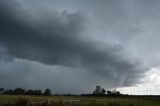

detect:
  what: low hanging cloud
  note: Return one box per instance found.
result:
[0,0,147,89]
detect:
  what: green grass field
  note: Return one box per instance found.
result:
[0,95,160,106]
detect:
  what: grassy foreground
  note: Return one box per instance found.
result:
[0,95,160,106]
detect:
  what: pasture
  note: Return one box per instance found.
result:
[0,95,160,106]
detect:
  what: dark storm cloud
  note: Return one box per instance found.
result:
[0,0,147,88]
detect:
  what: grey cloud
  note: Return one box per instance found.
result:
[0,58,115,94]
[0,0,148,91]
[83,0,160,68]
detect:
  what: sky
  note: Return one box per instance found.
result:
[0,0,160,95]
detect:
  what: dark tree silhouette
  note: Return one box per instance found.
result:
[26,89,34,95]
[34,89,42,95]
[43,89,51,96]
[26,89,42,95]
[107,90,112,95]
[4,89,14,94]
[14,88,25,95]
[1,87,51,96]
[106,90,121,97]
[102,88,106,95]
[93,85,106,95]
[0,88,4,94]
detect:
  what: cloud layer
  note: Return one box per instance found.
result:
[0,0,148,92]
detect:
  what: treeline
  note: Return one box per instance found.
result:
[82,85,160,97]
[81,90,123,97]
[88,85,122,97]
[0,88,51,96]
[1,86,160,97]
[81,94,160,98]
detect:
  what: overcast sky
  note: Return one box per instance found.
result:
[0,0,160,95]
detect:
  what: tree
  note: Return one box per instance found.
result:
[107,90,112,96]
[115,91,121,96]
[26,89,42,95]
[14,88,25,95]
[0,88,4,94]
[93,85,106,95]
[93,85,101,94]
[106,90,121,97]
[33,89,42,95]
[101,88,106,95]
[4,89,13,94]
[43,89,51,96]
[26,89,34,95]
